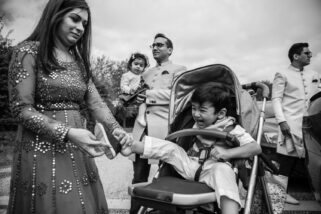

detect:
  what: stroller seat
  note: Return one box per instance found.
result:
[129,176,216,211]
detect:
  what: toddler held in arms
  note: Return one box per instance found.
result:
[120,52,149,126]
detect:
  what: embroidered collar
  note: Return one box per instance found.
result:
[156,60,172,67]
[289,65,304,72]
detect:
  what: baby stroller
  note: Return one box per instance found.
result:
[303,91,321,201]
[128,64,277,214]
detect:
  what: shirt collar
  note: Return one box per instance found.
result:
[289,64,304,72]
[156,60,172,67]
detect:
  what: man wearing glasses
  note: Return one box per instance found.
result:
[130,33,186,213]
[272,43,320,205]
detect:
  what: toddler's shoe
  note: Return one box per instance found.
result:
[94,123,116,159]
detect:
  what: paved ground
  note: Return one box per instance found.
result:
[0,149,158,213]
[95,154,158,207]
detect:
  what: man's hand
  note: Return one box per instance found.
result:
[136,92,147,104]
[279,121,291,137]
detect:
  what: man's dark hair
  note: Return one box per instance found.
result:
[154,33,173,49]
[288,43,309,62]
[191,82,231,115]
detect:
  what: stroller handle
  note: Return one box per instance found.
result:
[242,82,270,99]
[165,128,240,147]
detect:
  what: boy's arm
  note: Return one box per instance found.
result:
[212,142,261,160]
[211,125,261,160]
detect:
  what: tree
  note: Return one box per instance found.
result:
[89,56,128,125]
[0,16,14,131]
[91,55,127,107]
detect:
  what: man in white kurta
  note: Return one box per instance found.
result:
[272,42,320,204]
[130,33,186,214]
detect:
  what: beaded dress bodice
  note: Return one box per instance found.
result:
[36,61,87,110]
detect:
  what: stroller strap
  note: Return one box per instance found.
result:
[193,124,236,182]
[194,146,213,181]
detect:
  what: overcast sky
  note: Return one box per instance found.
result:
[1,0,321,83]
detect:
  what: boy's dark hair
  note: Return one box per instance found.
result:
[288,42,309,62]
[191,82,231,115]
[154,33,173,49]
[127,52,149,71]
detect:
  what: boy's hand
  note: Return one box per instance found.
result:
[210,147,230,161]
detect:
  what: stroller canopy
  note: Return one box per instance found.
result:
[169,64,260,137]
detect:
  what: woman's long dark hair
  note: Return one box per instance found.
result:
[25,0,92,81]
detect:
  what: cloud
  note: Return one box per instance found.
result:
[3,0,321,83]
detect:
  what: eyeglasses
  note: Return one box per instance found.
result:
[150,43,165,49]
[302,51,312,56]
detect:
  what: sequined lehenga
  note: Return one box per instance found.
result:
[7,41,120,214]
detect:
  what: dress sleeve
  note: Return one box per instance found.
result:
[8,43,70,143]
[85,79,123,152]
[272,72,286,123]
[85,79,122,132]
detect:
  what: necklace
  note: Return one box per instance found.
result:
[54,47,75,63]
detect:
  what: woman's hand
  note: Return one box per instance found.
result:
[112,128,133,146]
[67,128,106,157]
[112,128,134,156]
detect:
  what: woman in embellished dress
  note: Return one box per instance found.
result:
[7,0,130,213]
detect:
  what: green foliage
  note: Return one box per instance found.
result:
[91,55,129,124]
[0,16,14,130]
[91,55,127,103]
